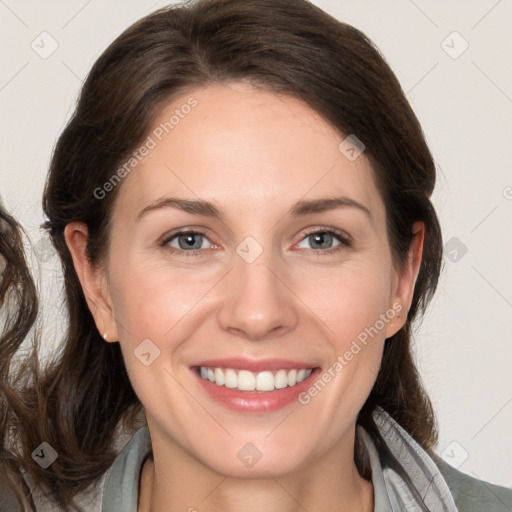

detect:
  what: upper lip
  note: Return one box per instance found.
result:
[192,358,318,372]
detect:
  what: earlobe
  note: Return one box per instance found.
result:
[64,222,119,342]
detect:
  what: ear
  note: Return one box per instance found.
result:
[384,221,425,338]
[64,222,119,342]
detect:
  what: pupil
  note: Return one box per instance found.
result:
[180,234,201,249]
[312,232,331,249]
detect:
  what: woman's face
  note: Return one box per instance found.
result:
[68,81,421,477]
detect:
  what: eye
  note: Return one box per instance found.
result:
[159,227,351,258]
[160,230,213,257]
[295,228,351,255]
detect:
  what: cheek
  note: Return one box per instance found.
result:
[109,254,211,340]
[107,265,197,432]
[294,257,393,410]
[106,257,215,398]
[300,257,393,346]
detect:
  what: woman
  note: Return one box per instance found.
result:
[1,0,511,510]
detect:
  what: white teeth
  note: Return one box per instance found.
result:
[198,366,313,392]
[214,367,225,386]
[238,370,255,391]
[224,369,237,389]
[256,371,275,391]
[274,369,288,389]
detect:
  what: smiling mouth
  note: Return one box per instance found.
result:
[196,366,314,392]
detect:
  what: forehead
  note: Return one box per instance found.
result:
[113,82,385,226]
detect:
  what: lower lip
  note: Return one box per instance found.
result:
[192,367,321,413]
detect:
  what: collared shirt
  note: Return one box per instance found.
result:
[99,407,512,511]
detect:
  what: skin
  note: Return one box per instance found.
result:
[65,81,424,512]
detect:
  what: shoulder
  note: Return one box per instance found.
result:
[101,426,152,512]
[433,455,512,512]
[370,407,512,512]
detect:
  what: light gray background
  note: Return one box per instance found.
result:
[1,0,511,488]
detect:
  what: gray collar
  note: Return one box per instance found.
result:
[101,407,457,512]
[362,407,458,511]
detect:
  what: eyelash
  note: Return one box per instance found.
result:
[159,227,352,258]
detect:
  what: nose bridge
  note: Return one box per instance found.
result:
[217,235,298,340]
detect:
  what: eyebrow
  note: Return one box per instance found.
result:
[136,195,371,222]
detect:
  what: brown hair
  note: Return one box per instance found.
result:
[0,207,38,510]
[1,0,442,509]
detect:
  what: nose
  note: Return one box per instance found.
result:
[217,249,299,341]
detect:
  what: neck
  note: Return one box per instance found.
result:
[138,426,374,512]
